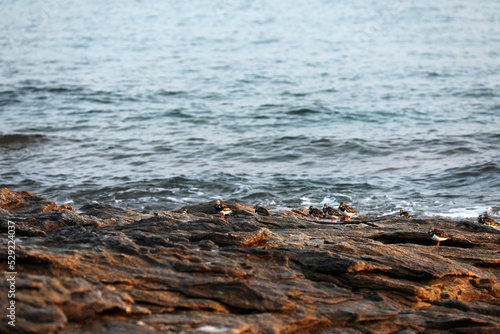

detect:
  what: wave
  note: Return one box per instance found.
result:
[416,161,500,191]
[445,161,500,179]
[431,207,488,219]
[11,81,86,96]
[0,90,21,106]
[0,134,49,149]
[285,108,322,115]
[453,87,498,98]
[7,82,150,105]
[157,89,186,97]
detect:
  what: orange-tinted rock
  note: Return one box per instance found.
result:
[0,188,74,214]
[0,191,499,333]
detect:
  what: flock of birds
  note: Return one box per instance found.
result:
[213,200,499,247]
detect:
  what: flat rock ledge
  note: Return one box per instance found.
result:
[1,188,499,333]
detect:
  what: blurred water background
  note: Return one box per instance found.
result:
[1,0,499,217]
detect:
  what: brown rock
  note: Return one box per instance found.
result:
[1,191,499,333]
[79,202,139,219]
[1,188,58,214]
[0,188,75,214]
[188,228,274,248]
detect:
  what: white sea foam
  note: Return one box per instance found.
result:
[487,206,500,217]
[166,196,184,203]
[209,196,221,200]
[259,200,277,207]
[188,187,204,196]
[233,184,251,194]
[196,325,232,333]
[300,197,312,206]
[379,210,399,217]
[320,196,337,206]
[272,205,293,212]
[431,207,488,219]
[332,193,353,202]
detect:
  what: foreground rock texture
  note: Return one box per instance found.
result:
[1,189,499,333]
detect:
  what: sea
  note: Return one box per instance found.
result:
[1,0,499,218]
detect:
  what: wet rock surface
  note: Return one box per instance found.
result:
[1,189,499,333]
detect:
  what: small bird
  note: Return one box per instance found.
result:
[214,200,232,219]
[255,205,270,216]
[400,208,411,218]
[323,203,341,222]
[309,206,326,219]
[338,202,359,221]
[428,227,449,246]
[478,215,500,227]
[182,208,188,214]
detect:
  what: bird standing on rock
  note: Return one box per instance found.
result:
[309,206,326,219]
[323,203,341,222]
[478,215,499,227]
[338,202,359,221]
[214,200,232,219]
[400,208,411,218]
[255,205,270,216]
[427,227,449,246]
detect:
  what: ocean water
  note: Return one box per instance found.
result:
[1,0,499,217]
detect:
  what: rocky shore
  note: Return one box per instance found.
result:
[1,188,499,333]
